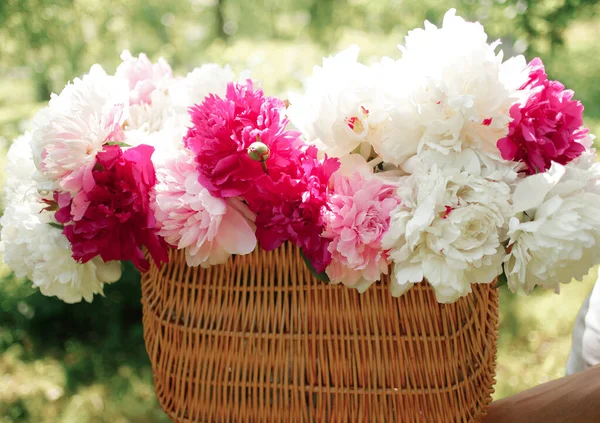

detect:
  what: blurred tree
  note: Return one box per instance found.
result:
[0,0,196,100]
[517,0,599,53]
[307,0,339,47]
[215,0,228,40]
[0,0,598,102]
[0,0,69,100]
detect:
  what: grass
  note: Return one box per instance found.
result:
[0,265,170,423]
[494,270,596,399]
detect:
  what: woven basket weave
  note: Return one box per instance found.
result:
[141,242,498,422]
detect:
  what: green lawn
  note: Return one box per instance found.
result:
[495,270,596,399]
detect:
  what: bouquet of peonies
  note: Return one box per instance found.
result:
[2,9,600,304]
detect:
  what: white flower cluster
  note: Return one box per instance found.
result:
[382,155,512,302]
[289,9,600,302]
[287,45,392,159]
[505,152,600,293]
[0,134,121,303]
[379,10,527,162]
[1,51,243,302]
[3,9,599,305]
[289,10,527,168]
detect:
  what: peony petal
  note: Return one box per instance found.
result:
[217,206,257,255]
[512,166,564,213]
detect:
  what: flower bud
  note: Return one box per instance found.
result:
[247,141,270,162]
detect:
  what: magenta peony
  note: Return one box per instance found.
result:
[184,80,303,199]
[55,144,168,272]
[247,146,340,273]
[323,156,400,291]
[497,58,587,174]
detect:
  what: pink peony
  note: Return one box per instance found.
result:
[151,151,257,267]
[56,104,126,221]
[184,80,303,199]
[34,100,126,184]
[497,58,587,174]
[116,50,172,105]
[55,144,168,272]
[323,159,400,291]
[247,146,340,273]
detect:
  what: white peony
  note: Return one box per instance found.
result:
[126,88,174,132]
[151,149,257,267]
[169,64,236,121]
[1,202,121,303]
[505,152,600,293]
[382,158,510,303]
[287,45,393,159]
[377,9,527,165]
[30,65,129,186]
[404,148,521,184]
[127,63,238,151]
[0,135,121,303]
[3,133,36,203]
[125,114,188,167]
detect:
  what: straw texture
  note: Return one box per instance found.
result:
[141,242,498,422]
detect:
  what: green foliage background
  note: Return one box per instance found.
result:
[0,0,599,421]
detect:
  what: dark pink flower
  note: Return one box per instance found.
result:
[184,80,303,198]
[497,58,587,174]
[247,146,340,273]
[55,144,168,272]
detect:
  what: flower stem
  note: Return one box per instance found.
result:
[261,161,269,175]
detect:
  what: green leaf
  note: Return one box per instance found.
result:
[48,222,64,230]
[494,272,508,289]
[106,141,131,148]
[300,249,330,283]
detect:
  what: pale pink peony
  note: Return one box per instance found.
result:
[116,50,172,105]
[323,156,400,291]
[33,97,126,185]
[151,150,257,267]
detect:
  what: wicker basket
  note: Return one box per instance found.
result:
[141,242,498,422]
